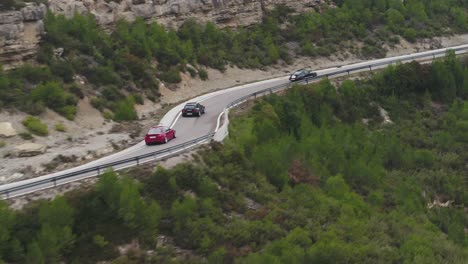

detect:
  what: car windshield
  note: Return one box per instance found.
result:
[293,70,304,75]
[185,104,196,109]
[148,127,165,134]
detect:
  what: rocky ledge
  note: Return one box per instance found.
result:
[49,0,326,29]
[0,3,46,68]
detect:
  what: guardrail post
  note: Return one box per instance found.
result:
[5,191,9,199]
[269,88,273,94]
[347,70,350,75]
[97,166,100,176]
[53,178,57,187]
[369,65,372,71]
[136,157,140,166]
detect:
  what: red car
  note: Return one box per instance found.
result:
[145,126,176,145]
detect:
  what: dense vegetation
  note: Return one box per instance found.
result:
[1,54,467,263]
[296,0,468,57]
[1,1,467,120]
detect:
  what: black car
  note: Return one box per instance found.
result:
[182,102,206,117]
[289,69,317,81]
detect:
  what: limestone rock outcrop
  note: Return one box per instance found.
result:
[0,122,17,137]
[48,0,326,29]
[0,3,46,68]
[14,143,47,157]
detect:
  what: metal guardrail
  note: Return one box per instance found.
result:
[226,46,468,109]
[1,45,467,199]
[0,133,214,199]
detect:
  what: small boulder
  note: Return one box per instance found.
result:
[14,143,47,157]
[0,122,17,137]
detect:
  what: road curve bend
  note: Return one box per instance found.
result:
[1,44,467,199]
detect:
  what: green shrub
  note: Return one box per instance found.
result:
[131,93,144,105]
[31,82,77,119]
[198,68,208,81]
[113,99,138,121]
[58,105,77,120]
[86,66,122,86]
[90,97,105,111]
[50,60,74,83]
[55,123,67,132]
[19,132,33,140]
[68,84,84,99]
[103,110,114,120]
[403,28,418,42]
[31,82,66,109]
[186,67,197,78]
[20,101,46,115]
[92,235,108,248]
[37,44,53,64]
[22,116,49,136]
[102,85,124,102]
[0,141,5,148]
[159,68,182,83]
[11,64,52,84]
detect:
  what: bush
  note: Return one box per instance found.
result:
[102,85,124,102]
[186,67,197,78]
[31,82,77,119]
[103,111,114,120]
[198,68,208,81]
[22,116,49,136]
[86,66,122,86]
[55,123,67,132]
[403,28,418,42]
[158,68,182,83]
[0,141,5,148]
[11,64,53,84]
[58,106,77,120]
[131,94,144,105]
[69,84,84,99]
[50,60,74,83]
[32,82,67,107]
[37,44,54,64]
[113,99,138,121]
[90,97,105,111]
[19,132,33,140]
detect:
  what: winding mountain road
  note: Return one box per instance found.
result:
[1,44,467,199]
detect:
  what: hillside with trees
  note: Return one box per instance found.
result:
[1,54,467,263]
[1,0,467,121]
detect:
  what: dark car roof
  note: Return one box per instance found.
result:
[185,102,197,105]
[293,69,306,74]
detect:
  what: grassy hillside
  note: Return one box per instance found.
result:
[1,54,467,263]
[1,1,467,121]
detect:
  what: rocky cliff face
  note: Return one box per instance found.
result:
[0,0,326,67]
[0,3,46,68]
[48,0,326,28]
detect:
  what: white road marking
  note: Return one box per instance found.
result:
[170,112,182,129]
[214,111,225,132]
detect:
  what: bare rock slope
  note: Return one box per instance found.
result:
[49,0,325,28]
[0,3,46,68]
